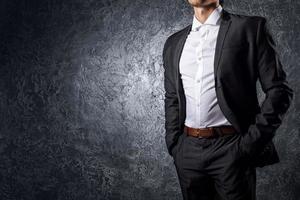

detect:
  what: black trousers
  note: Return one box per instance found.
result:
[173,131,256,200]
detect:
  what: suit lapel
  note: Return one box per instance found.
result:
[172,24,191,132]
[174,26,191,108]
[214,9,232,78]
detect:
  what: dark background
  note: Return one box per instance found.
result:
[0,0,299,199]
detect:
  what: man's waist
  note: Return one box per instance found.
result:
[184,125,237,138]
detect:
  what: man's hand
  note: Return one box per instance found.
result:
[239,17,294,158]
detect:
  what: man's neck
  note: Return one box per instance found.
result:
[193,3,220,24]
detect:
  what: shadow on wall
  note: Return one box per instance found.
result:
[0,0,299,200]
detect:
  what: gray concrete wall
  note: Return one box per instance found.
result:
[0,0,298,199]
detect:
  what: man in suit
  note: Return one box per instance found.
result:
[162,0,294,199]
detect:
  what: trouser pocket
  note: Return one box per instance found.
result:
[234,134,254,166]
[172,133,185,162]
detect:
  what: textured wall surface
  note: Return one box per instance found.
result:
[0,0,299,199]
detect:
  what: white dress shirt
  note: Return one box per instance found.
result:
[179,5,231,128]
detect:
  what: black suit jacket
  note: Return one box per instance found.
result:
[162,9,294,168]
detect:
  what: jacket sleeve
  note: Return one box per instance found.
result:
[162,37,181,157]
[241,17,294,157]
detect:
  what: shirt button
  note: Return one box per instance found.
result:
[197,79,200,83]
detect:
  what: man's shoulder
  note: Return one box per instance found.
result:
[226,10,268,35]
[163,24,191,49]
[167,24,191,40]
[228,11,267,26]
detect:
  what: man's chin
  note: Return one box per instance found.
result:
[190,3,215,8]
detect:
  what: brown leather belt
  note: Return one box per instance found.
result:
[184,125,237,138]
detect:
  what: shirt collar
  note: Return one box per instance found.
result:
[191,4,223,31]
